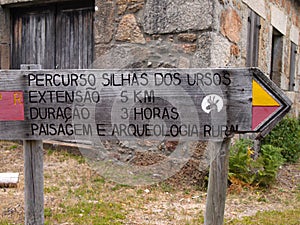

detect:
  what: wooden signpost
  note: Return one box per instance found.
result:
[0,68,291,140]
[0,67,292,225]
[21,64,44,225]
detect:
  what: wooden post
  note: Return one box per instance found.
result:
[0,67,290,224]
[21,64,44,225]
[23,140,44,225]
[205,138,231,225]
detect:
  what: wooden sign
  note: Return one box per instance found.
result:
[0,68,291,140]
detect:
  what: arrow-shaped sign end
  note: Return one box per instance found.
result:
[251,68,292,137]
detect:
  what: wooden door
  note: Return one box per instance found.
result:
[55,3,94,69]
[11,6,55,69]
[11,1,94,69]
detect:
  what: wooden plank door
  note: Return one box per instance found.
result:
[11,1,94,70]
[55,3,94,69]
[11,7,56,69]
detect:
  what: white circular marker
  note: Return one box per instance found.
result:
[201,94,224,113]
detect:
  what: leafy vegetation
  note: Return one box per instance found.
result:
[229,116,300,188]
[229,139,285,187]
[256,145,286,186]
[262,116,300,163]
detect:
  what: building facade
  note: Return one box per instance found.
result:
[0,0,299,116]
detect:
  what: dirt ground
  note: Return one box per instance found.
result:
[0,141,299,224]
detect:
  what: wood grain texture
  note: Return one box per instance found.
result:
[11,7,55,69]
[22,64,44,225]
[23,140,44,225]
[55,3,94,69]
[205,138,231,225]
[0,68,291,140]
[11,2,94,70]
[0,68,253,141]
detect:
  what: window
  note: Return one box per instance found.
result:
[11,0,94,69]
[270,28,284,87]
[246,10,260,67]
[289,42,297,91]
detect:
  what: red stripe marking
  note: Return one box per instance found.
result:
[252,106,279,130]
[0,91,25,121]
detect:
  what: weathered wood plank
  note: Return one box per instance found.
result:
[55,10,61,69]
[11,7,56,69]
[46,9,55,69]
[82,10,88,68]
[205,138,231,225]
[65,12,71,69]
[78,11,83,69]
[0,68,292,141]
[73,11,80,69]
[23,140,44,225]
[22,64,44,225]
[0,68,254,141]
[87,10,94,68]
[0,173,19,188]
[69,11,75,69]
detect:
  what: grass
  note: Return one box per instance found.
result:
[43,150,127,225]
[181,204,300,225]
[185,216,205,225]
[226,207,300,225]
[46,149,86,164]
[0,221,16,225]
[159,182,175,193]
[0,221,22,225]
[177,198,300,225]
[44,186,60,193]
[1,142,299,225]
[226,192,300,225]
[45,201,125,225]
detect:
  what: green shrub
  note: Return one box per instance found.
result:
[262,117,300,163]
[255,145,285,186]
[229,139,285,187]
[229,139,258,186]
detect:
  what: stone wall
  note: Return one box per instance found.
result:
[93,0,243,69]
[94,0,214,69]
[244,0,300,115]
[92,0,299,117]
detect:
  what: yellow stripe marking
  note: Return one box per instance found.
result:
[253,80,280,106]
